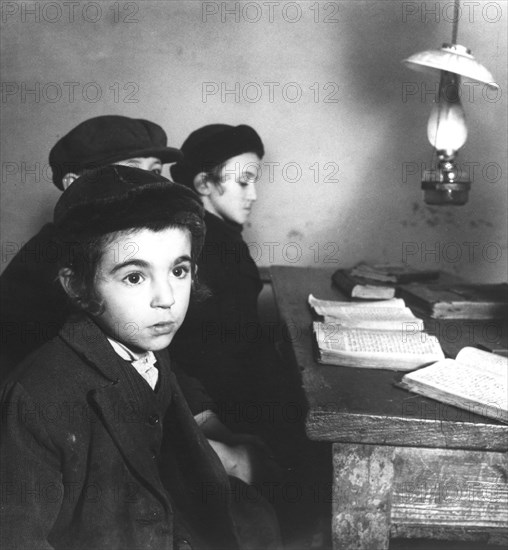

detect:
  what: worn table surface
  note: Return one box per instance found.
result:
[269,266,508,451]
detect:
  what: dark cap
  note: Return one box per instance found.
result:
[54,165,205,251]
[49,115,183,190]
[170,124,264,188]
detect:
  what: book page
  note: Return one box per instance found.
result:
[456,347,508,375]
[403,358,508,415]
[323,306,419,322]
[308,294,405,316]
[313,322,443,356]
[322,315,424,331]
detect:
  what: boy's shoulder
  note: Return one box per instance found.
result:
[0,222,57,278]
[2,315,116,401]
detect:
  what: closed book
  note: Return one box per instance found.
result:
[332,269,395,299]
[350,263,440,284]
[398,282,508,319]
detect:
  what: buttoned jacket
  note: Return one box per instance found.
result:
[0,314,240,550]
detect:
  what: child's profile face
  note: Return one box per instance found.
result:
[93,227,192,352]
[206,152,260,225]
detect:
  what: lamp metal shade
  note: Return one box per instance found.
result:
[403,44,498,89]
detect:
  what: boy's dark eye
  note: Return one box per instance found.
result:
[151,168,162,176]
[173,265,190,279]
[124,273,143,285]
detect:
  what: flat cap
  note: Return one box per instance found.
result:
[49,115,182,190]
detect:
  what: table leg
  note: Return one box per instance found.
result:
[332,443,394,550]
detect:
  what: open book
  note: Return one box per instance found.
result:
[398,347,508,423]
[308,294,424,331]
[313,322,444,371]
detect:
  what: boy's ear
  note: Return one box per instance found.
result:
[62,173,79,190]
[58,267,77,298]
[192,173,213,196]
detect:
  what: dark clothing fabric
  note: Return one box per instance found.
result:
[0,224,214,416]
[0,315,281,550]
[170,212,279,430]
[0,223,70,369]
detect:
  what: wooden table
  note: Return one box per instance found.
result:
[270,266,508,549]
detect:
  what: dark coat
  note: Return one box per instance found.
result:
[0,223,70,370]
[170,213,278,423]
[0,315,243,550]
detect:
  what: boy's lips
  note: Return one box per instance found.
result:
[150,321,175,334]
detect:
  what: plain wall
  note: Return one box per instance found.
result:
[1,0,507,281]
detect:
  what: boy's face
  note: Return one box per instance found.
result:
[94,227,192,353]
[205,152,260,225]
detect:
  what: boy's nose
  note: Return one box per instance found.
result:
[151,280,175,308]
[247,183,257,201]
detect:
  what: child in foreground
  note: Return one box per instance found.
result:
[0,166,281,550]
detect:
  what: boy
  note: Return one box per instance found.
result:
[170,124,282,429]
[0,115,180,372]
[0,166,281,549]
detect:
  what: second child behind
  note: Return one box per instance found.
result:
[170,125,298,442]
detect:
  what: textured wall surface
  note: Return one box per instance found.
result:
[1,0,506,281]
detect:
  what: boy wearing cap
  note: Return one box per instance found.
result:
[0,115,180,370]
[0,166,281,550]
[170,125,283,429]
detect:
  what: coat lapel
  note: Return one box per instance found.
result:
[59,315,171,509]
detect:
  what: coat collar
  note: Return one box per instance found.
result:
[59,314,170,382]
[59,314,126,383]
[204,211,243,238]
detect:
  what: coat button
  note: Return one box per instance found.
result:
[148,414,160,425]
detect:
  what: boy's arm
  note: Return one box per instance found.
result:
[170,362,216,415]
[197,413,281,485]
[1,383,62,550]
[169,361,277,484]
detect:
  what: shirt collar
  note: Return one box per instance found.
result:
[107,337,156,364]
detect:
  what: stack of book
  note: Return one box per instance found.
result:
[309,294,444,371]
[331,263,440,300]
[333,263,507,320]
